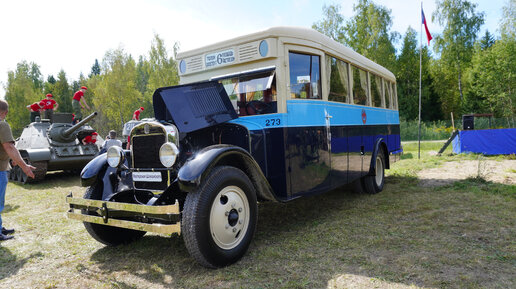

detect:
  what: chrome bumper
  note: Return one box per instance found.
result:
[66,193,181,235]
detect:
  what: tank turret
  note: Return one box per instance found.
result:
[10,112,101,184]
[48,112,98,143]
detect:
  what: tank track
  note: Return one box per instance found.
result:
[9,160,47,184]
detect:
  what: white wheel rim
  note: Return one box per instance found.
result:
[209,185,250,250]
[375,155,383,186]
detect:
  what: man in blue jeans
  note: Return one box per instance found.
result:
[0,100,35,241]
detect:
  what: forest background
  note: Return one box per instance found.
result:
[2,0,515,139]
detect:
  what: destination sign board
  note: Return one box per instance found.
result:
[205,49,235,68]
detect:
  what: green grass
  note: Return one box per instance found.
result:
[0,145,515,288]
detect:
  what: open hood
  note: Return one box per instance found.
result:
[152,81,238,133]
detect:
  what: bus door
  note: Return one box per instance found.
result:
[347,125,363,182]
[286,50,331,197]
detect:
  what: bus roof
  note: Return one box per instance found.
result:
[177,26,395,82]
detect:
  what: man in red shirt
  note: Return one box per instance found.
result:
[26,101,44,122]
[132,107,144,120]
[82,132,98,145]
[72,86,90,123]
[41,93,58,121]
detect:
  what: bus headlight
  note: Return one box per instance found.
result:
[159,142,179,168]
[107,146,124,168]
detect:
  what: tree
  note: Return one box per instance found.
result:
[135,55,149,96]
[432,0,484,115]
[4,61,43,135]
[89,59,101,78]
[30,63,44,90]
[312,4,346,42]
[467,38,515,122]
[396,27,420,120]
[47,75,56,84]
[396,27,441,121]
[93,48,140,131]
[312,1,398,71]
[480,30,495,50]
[44,75,56,96]
[143,34,180,117]
[500,0,515,39]
[345,0,399,71]
[53,70,72,113]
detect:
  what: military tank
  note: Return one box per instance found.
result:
[10,112,100,183]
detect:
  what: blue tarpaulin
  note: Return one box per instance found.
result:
[452,128,516,155]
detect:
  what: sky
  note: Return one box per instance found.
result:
[0,0,508,98]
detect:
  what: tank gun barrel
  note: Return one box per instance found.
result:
[63,112,98,137]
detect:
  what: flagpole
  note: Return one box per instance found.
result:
[418,1,422,159]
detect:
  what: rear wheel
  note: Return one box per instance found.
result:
[182,166,257,268]
[82,184,146,246]
[363,150,385,194]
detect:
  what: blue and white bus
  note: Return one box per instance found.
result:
[67,27,402,268]
[177,26,401,198]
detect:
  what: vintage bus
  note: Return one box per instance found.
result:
[67,26,402,268]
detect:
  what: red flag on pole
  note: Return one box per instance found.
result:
[422,8,432,45]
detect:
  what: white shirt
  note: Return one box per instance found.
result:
[103,138,122,150]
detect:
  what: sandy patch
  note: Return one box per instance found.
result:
[328,274,421,289]
[418,160,516,187]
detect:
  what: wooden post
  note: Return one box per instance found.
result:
[451,112,455,131]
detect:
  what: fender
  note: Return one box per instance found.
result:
[80,152,108,187]
[19,148,51,162]
[178,144,278,202]
[368,138,389,175]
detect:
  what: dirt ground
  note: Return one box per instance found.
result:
[418,158,516,187]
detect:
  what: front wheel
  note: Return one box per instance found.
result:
[363,150,385,194]
[182,166,257,268]
[82,185,146,246]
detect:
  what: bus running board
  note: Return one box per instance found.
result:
[66,193,181,235]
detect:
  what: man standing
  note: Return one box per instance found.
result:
[0,100,35,241]
[103,130,122,151]
[72,86,90,123]
[132,107,144,120]
[41,93,59,121]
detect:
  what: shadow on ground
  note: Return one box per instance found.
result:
[86,176,515,288]
[2,204,20,214]
[0,247,43,280]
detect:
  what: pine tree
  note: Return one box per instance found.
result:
[89,59,101,77]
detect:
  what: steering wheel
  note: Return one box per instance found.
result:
[246,101,271,115]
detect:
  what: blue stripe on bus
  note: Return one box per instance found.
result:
[288,99,400,126]
[229,99,399,129]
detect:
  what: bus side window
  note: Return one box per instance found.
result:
[392,83,398,110]
[384,79,392,109]
[370,73,383,107]
[289,52,321,99]
[328,56,350,103]
[351,65,368,105]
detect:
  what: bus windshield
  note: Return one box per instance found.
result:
[217,69,277,116]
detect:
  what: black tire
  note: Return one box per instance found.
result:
[182,166,258,268]
[82,185,146,246]
[363,149,385,194]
